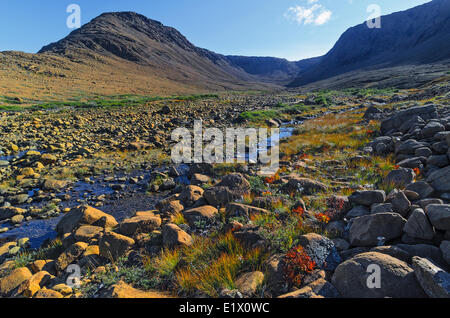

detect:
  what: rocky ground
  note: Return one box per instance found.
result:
[0,83,450,298]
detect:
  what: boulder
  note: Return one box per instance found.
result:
[426,204,450,231]
[405,181,434,199]
[103,280,172,298]
[225,203,269,220]
[421,121,446,139]
[178,185,204,208]
[235,271,264,296]
[381,105,438,134]
[349,213,407,247]
[396,244,447,269]
[0,267,32,296]
[73,225,103,243]
[278,278,339,298]
[403,209,435,240]
[99,231,135,261]
[183,205,218,225]
[34,288,64,298]
[384,168,415,188]
[332,252,426,298]
[204,186,237,207]
[56,205,118,235]
[346,205,370,219]
[42,179,71,191]
[390,191,411,217]
[348,190,385,206]
[281,177,328,195]
[119,214,161,236]
[426,166,450,192]
[440,241,450,266]
[55,242,88,272]
[162,224,193,248]
[412,256,450,298]
[370,203,393,214]
[216,173,250,193]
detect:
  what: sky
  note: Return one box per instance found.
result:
[0,0,432,61]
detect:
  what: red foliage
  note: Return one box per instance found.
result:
[413,167,421,176]
[265,173,280,184]
[292,206,305,217]
[315,212,330,224]
[323,196,346,221]
[284,246,316,287]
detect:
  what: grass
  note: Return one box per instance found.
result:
[143,232,267,297]
[12,239,63,269]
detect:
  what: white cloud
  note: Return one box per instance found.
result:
[285,1,332,26]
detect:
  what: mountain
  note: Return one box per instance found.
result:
[289,0,450,87]
[225,56,321,85]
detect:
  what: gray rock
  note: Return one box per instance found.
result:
[405,181,434,199]
[418,198,444,210]
[384,168,415,187]
[390,191,411,217]
[403,208,435,240]
[349,213,407,247]
[415,147,432,157]
[298,233,341,271]
[348,190,386,206]
[346,205,370,219]
[412,256,450,298]
[426,204,450,230]
[396,244,447,269]
[421,121,445,139]
[381,105,438,134]
[440,241,450,266]
[332,252,426,298]
[370,203,393,214]
[395,139,429,155]
[427,166,450,192]
[427,155,449,168]
[397,157,424,169]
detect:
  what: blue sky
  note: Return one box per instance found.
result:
[0,0,431,60]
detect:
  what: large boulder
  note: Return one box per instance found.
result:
[389,191,411,217]
[403,209,435,240]
[426,166,450,192]
[56,205,118,235]
[421,121,446,139]
[225,203,269,220]
[216,173,250,193]
[412,257,450,298]
[204,186,238,207]
[405,181,434,199]
[55,242,88,272]
[99,231,135,261]
[426,204,450,231]
[348,190,385,206]
[349,213,407,247]
[235,271,264,296]
[178,185,204,208]
[332,252,426,298]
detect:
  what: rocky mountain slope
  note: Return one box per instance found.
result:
[289,0,450,87]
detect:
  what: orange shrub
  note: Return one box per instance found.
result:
[284,246,316,287]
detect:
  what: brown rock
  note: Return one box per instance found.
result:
[99,231,135,261]
[56,205,118,235]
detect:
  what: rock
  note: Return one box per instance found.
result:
[332,252,426,298]
[421,121,445,139]
[348,190,386,206]
[332,238,350,251]
[405,181,434,199]
[73,225,103,242]
[298,233,341,271]
[363,106,383,119]
[119,214,161,236]
[52,284,73,296]
[34,288,64,298]
[11,214,25,224]
[346,205,370,219]
[278,278,339,298]
[426,204,450,230]
[104,280,172,298]
[17,271,54,298]
[183,205,218,225]
[162,224,193,248]
[56,205,118,235]
[0,267,32,296]
[9,194,29,205]
[412,256,450,298]
[281,177,328,195]
[403,209,435,240]
[42,179,71,191]
[370,203,393,214]
[390,191,411,217]
[428,155,449,168]
[204,186,237,207]
[427,166,450,192]
[418,198,444,210]
[99,231,135,261]
[0,206,26,221]
[381,105,438,134]
[190,174,210,185]
[40,153,57,164]
[396,244,447,269]
[235,271,264,296]
[225,203,269,220]
[349,213,407,247]
[384,168,415,188]
[370,246,411,263]
[440,241,450,266]
[55,242,88,272]
[160,200,184,215]
[216,173,250,193]
[397,157,423,169]
[265,255,287,296]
